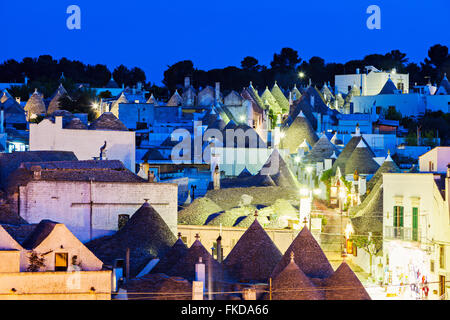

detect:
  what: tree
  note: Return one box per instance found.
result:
[351,233,382,277]
[130,67,146,85]
[27,251,46,272]
[58,88,97,121]
[113,65,131,88]
[270,47,301,71]
[425,44,449,70]
[241,56,259,71]
[163,60,195,91]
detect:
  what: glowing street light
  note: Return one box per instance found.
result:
[345,222,354,240]
[298,71,305,78]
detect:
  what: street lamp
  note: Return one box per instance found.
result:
[298,72,305,79]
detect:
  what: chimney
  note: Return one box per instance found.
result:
[185,77,190,88]
[355,123,361,136]
[446,164,450,203]
[213,165,220,190]
[359,176,366,196]
[24,76,28,85]
[216,235,223,263]
[0,106,4,133]
[195,257,206,291]
[356,68,360,74]
[215,82,220,103]
[55,116,63,128]
[289,91,293,105]
[30,165,42,180]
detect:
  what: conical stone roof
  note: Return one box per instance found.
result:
[271,82,290,113]
[168,238,222,282]
[332,136,372,174]
[282,111,319,154]
[379,77,398,95]
[86,202,177,276]
[366,153,400,191]
[151,233,188,275]
[261,87,282,114]
[64,117,88,130]
[304,134,339,163]
[223,219,282,282]
[271,227,334,279]
[166,90,183,106]
[47,84,68,115]
[24,89,46,119]
[269,252,323,300]
[344,140,380,175]
[109,92,129,117]
[89,112,128,131]
[258,149,297,188]
[324,262,371,300]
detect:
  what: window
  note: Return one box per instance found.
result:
[388,106,396,113]
[429,161,434,172]
[55,253,68,271]
[376,106,382,114]
[118,214,130,230]
[439,275,446,299]
[348,85,352,93]
[181,236,188,244]
[440,245,445,269]
[430,260,435,273]
[393,206,404,227]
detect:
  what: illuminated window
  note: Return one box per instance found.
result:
[55,252,68,271]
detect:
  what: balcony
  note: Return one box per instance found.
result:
[384,226,420,242]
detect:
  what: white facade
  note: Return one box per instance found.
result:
[29,117,136,172]
[18,180,178,243]
[352,93,426,117]
[426,95,450,113]
[335,69,409,96]
[419,147,450,173]
[383,172,450,299]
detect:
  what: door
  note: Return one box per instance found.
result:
[55,252,68,271]
[412,208,418,241]
[439,275,446,300]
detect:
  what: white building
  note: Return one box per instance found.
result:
[9,160,178,243]
[382,167,450,300]
[419,147,450,173]
[29,113,136,172]
[335,66,409,96]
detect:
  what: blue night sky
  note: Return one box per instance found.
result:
[1,0,449,84]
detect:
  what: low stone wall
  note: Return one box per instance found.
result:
[178,224,303,257]
[0,270,111,300]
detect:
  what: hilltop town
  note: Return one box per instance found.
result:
[0,53,449,301]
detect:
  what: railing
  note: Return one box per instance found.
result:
[384,226,420,241]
